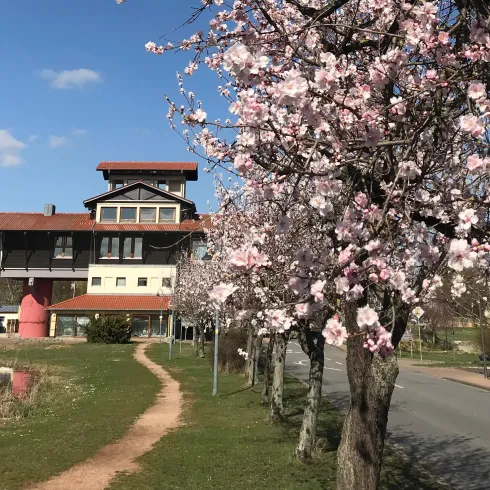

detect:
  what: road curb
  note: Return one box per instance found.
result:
[441,377,490,392]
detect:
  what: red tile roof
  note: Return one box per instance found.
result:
[97,162,198,171]
[0,213,94,231]
[48,294,172,311]
[0,213,210,232]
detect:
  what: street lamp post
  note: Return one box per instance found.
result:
[169,310,175,360]
[213,309,220,396]
[156,288,164,344]
[477,282,488,379]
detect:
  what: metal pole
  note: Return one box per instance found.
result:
[180,321,183,353]
[169,310,174,360]
[410,333,413,358]
[418,319,423,363]
[213,309,219,396]
[477,282,488,378]
[159,304,162,344]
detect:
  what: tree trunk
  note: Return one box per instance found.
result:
[254,334,263,385]
[270,331,288,421]
[198,325,205,358]
[336,303,399,490]
[246,326,256,386]
[261,337,274,404]
[193,327,199,357]
[296,330,325,462]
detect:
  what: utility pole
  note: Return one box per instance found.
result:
[213,309,219,396]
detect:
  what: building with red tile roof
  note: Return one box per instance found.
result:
[0,162,209,339]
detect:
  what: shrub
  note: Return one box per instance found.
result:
[209,328,247,374]
[85,315,131,344]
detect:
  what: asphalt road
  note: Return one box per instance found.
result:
[286,342,490,490]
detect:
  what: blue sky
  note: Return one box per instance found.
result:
[0,0,223,214]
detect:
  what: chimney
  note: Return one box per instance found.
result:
[44,204,56,217]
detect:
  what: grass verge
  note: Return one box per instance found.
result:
[0,342,159,489]
[110,343,444,490]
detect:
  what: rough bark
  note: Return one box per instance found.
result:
[198,325,205,358]
[246,326,256,386]
[192,327,199,357]
[296,329,325,462]
[336,302,400,490]
[261,337,274,404]
[254,334,263,385]
[270,331,289,422]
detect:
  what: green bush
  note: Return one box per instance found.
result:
[85,315,131,344]
[209,328,247,374]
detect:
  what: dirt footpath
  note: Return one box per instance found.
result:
[28,342,182,490]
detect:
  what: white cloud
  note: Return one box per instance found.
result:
[40,68,102,90]
[49,135,68,149]
[72,128,88,136]
[28,134,39,142]
[0,130,26,167]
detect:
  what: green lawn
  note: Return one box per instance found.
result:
[110,344,444,490]
[435,328,479,343]
[398,349,478,366]
[0,342,159,489]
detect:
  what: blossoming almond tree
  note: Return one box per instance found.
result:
[120,0,490,487]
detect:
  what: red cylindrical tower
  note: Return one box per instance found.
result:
[19,279,53,338]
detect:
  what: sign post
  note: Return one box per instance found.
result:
[412,307,425,363]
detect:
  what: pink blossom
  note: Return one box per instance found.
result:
[295,303,312,318]
[379,269,390,281]
[364,326,394,357]
[460,115,485,138]
[357,306,379,331]
[458,209,478,230]
[322,315,348,347]
[310,280,326,302]
[334,276,350,294]
[448,239,477,271]
[346,284,364,301]
[467,154,485,173]
[209,282,238,304]
[467,82,487,101]
[288,276,309,295]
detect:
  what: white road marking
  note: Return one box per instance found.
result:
[287,349,293,353]
[294,360,308,366]
[325,357,332,361]
[325,367,341,372]
[294,351,304,354]
[395,384,404,389]
[335,361,343,365]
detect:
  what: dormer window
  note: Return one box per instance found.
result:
[113,180,124,189]
[53,235,73,259]
[120,207,137,222]
[140,208,156,223]
[157,181,166,190]
[159,207,176,223]
[101,207,117,222]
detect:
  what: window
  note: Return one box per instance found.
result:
[159,207,176,223]
[138,278,148,287]
[116,277,126,287]
[113,180,124,189]
[120,207,137,222]
[157,180,166,190]
[91,277,101,287]
[123,237,143,258]
[101,207,117,222]
[140,208,156,223]
[162,277,172,288]
[192,240,209,260]
[99,236,119,258]
[53,235,73,258]
[168,180,181,194]
[142,180,154,186]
